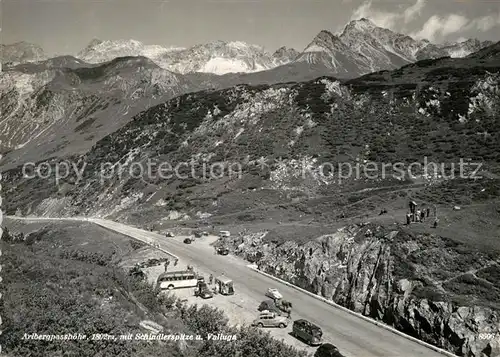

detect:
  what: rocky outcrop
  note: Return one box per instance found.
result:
[219,224,500,356]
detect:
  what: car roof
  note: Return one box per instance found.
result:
[216,276,232,284]
[294,319,321,329]
[319,343,338,349]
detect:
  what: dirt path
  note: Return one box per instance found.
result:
[438,259,500,285]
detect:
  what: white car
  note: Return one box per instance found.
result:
[251,312,288,328]
[265,288,283,300]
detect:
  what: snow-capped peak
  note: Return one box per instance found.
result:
[344,18,377,32]
[226,40,261,51]
[77,39,183,64]
[439,38,494,58]
[72,24,495,78]
[76,38,290,75]
[150,39,290,75]
[0,41,47,65]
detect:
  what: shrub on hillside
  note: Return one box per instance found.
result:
[180,304,229,338]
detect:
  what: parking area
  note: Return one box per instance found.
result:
[141,234,315,354]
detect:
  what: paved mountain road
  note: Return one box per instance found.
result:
[9,216,453,357]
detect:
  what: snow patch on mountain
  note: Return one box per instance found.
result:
[200,57,260,75]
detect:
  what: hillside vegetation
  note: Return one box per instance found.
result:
[0,222,307,357]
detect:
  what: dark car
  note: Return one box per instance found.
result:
[217,247,229,255]
[292,319,323,346]
[194,281,213,299]
[314,343,345,357]
[258,300,281,314]
[183,238,192,244]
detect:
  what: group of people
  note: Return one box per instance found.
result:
[406,207,430,223]
[163,258,179,272]
[406,201,439,228]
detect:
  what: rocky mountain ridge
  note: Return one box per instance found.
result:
[0,56,195,165]
[74,21,492,77]
[0,53,335,166]
[295,18,493,77]
[2,38,498,167]
[0,41,46,66]
[77,38,185,65]
[75,19,493,77]
[78,39,294,75]
[3,18,492,78]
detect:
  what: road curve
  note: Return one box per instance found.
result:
[9,216,454,357]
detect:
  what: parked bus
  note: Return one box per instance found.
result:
[157,270,198,290]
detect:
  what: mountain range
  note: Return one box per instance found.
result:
[74,19,494,76]
[1,19,492,77]
[3,41,499,207]
[0,18,497,168]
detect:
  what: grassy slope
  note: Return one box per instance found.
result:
[0,221,186,357]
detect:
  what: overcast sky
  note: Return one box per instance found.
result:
[1,0,499,56]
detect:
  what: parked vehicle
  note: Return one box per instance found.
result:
[193,231,203,238]
[258,300,282,315]
[251,312,288,328]
[292,319,323,346]
[265,288,283,300]
[275,299,292,314]
[183,238,192,244]
[219,230,230,237]
[216,247,229,255]
[194,281,214,299]
[314,343,345,357]
[215,276,234,295]
[165,232,174,237]
[157,271,197,290]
